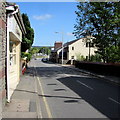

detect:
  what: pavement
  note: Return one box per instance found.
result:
[2,61,120,119]
[2,62,38,119]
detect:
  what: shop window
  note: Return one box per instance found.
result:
[9,41,16,66]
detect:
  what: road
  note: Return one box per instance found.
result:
[31,59,120,119]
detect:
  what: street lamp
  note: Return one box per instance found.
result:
[55,32,64,65]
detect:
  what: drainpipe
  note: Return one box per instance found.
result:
[6,13,10,102]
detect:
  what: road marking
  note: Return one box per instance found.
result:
[108,97,120,105]
[77,80,94,90]
[35,68,53,118]
[34,75,43,118]
[33,64,43,119]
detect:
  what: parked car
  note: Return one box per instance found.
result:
[42,58,48,62]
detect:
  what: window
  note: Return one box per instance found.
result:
[72,47,74,50]
[9,41,16,66]
[10,54,16,65]
[86,42,89,47]
[86,56,88,61]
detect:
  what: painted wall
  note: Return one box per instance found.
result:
[68,38,97,60]
[7,14,22,101]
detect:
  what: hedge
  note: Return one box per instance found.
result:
[75,61,120,77]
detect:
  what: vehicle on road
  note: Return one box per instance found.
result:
[42,58,48,62]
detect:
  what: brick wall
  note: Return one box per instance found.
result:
[0,0,6,116]
[54,42,62,50]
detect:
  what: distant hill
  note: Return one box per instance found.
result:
[32,46,54,48]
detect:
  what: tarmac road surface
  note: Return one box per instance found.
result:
[32,59,120,119]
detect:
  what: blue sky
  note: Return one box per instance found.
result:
[16,2,78,46]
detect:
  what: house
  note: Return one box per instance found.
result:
[6,3,26,102]
[50,36,97,64]
[50,42,63,63]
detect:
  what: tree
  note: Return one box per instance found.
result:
[21,13,34,52]
[74,2,120,63]
[30,47,40,55]
[38,47,51,55]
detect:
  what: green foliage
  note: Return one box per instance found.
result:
[21,13,34,52]
[104,46,120,63]
[90,53,102,62]
[38,47,51,55]
[76,54,86,61]
[21,52,32,62]
[21,47,40,62]
[30,47,40,55]
[74,2,120,63]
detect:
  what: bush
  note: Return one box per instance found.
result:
[21,52,32,62]
[90,53,102,62]
[76,54,86,61]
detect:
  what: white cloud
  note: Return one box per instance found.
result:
[33,14,52,20]
[66,32,74,36]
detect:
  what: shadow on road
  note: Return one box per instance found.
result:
[25,65,120,119]
[57,76,120,119]
[27,66,87,78]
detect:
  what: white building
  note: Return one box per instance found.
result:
[51,37,97,64]
[6,3,26,101]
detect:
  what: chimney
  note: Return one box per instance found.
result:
[54,42,62,50]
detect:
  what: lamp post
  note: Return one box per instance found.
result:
[55,32,64,65]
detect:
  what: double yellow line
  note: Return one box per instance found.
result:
[34,67,52,118]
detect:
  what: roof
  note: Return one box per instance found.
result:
[51,46,62,53]
[51,37,89,52]
[6,2,26,35]
[64,39,79,47]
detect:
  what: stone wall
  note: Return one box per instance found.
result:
[0,0,6,117]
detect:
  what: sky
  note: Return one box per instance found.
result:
[16,2,78,46]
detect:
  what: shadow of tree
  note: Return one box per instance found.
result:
[57,76,120,119]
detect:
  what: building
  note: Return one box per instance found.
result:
[64,36,97,61]
[6,3,26,102]
[0,1,7,114]
[50,42,63,63]
[54,42,62,50]
[50,37,97,64]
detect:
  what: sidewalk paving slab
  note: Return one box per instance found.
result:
[2,63,39,119]
[3,99,29,112]
[3,112,37,118]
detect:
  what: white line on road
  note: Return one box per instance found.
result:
[108,97,120,105]
[77,80,94,90]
